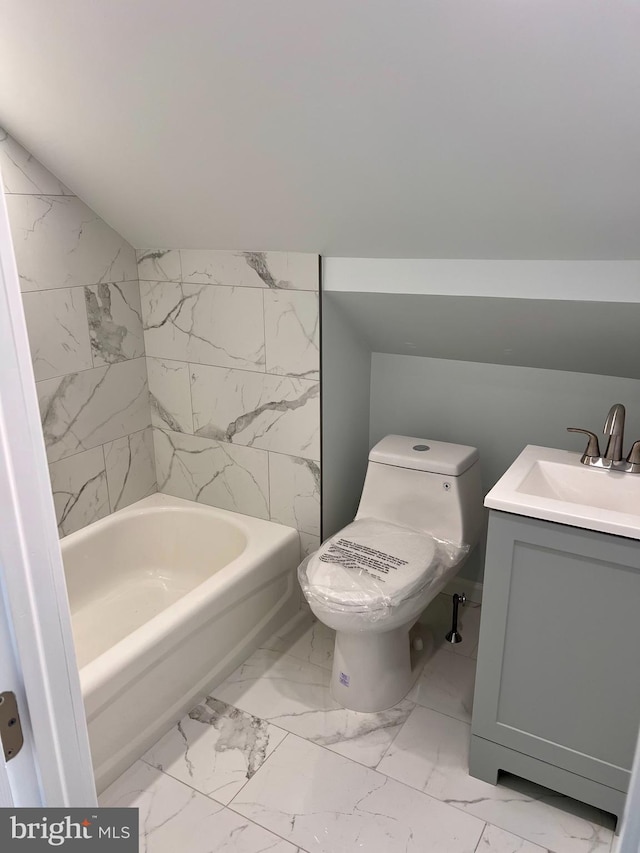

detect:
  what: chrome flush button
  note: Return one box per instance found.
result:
[413,444,430,451]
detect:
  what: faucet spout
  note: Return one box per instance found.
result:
[603,403,626,462]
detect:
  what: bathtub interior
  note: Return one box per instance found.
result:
[64,505,249,668]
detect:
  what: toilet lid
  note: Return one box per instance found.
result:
[305,518,439,609]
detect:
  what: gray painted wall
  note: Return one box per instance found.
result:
[327,292,640,380]
[369,353,640,583]
[321,294,372,540]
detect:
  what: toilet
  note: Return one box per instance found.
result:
[299,435,483,712]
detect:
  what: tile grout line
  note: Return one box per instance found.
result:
[226,730,317,853]
[213,649,495,801]
[131,732,600,853]
[225,724,492,843]
[153,425,320,465]
[261,287,269,376]
[476,820,565,853]
[371,700,418,771]
[138,274,317,293]
[123,639,611,853]
[36,354,147,385]
[101,443,113,515]
[225,729,293,808]
[211,656,447,778]
[473,822,488,852]
[21,279,141,295]
[159,686,611,851]
[48,424,153,470]
[230,721,612,853]
[137,727,312,851]
[137,729,293,813]
[186,359,196,437]
[143,351,319,383]
[4,191,75,199]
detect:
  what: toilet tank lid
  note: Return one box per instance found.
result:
[369,435,479,476]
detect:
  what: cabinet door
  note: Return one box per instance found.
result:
[472,511,640,793]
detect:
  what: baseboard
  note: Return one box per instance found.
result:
[443,578,483,604]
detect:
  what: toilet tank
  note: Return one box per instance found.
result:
[356,435,484,547]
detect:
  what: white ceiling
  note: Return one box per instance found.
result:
[1,1,639,257]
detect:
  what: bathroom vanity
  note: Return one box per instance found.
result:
[470,445,640,823]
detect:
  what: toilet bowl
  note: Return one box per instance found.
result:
[299,435,483,712]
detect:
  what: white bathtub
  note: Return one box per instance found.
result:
[61,493,301,793]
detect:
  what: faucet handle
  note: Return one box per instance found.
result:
[567,428,601,461]
[627,441,640,465]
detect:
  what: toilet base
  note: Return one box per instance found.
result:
[330,623,420,712]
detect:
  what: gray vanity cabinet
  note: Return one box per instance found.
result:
[469,510,640,822]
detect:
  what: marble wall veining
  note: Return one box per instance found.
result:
[1,128,320,547]
[138,249,321,552]
[1,128,156,535]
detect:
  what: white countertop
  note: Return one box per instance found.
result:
[485,445,640,541]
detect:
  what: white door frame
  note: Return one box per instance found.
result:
[0,179,96,806]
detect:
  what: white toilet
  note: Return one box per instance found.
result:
[299,435,483,712]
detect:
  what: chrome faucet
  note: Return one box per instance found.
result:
[568,403,640,474]
[603,403,625,462]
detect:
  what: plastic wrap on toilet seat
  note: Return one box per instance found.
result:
[298,517,469,621]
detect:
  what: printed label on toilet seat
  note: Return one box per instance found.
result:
[339,672,350,687]
[318,538,408,585]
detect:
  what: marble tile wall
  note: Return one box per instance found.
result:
[1,129,156,535]
[138,249,321,551]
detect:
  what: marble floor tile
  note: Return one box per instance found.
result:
[231,734,484,853]
[100,760,299,853]
[476,824,551,853]
[214,648,413,768]
[407,645,477,722]
[261,616,335,672]
[378,705,534,806]
[142,697,287,805]
[377,704,613,853]
[465,780,614,853]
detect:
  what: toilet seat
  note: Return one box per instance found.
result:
[302,518,444,612]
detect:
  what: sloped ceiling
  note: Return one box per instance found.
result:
[1,1,639,257]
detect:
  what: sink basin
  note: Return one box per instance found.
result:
[485,445,640,540]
